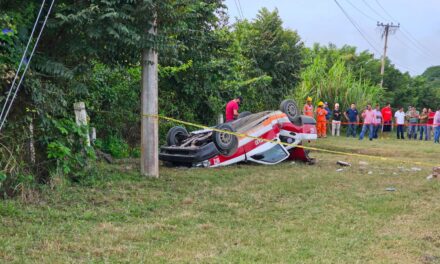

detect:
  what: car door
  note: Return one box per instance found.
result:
[245,140,290,165]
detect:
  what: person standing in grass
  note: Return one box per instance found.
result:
[381,103,393,132]
[419,108,428,141]
[395,107,405,139]
[332,103,342,136]
[324,102,332,135]
[373,104,383,139]
[405,106,411,138]
[407,106,420,139]
[344,103,359,138]
[316,101,328,138]
[428,108,435,141]
[434,107,440,143]
[303,97,314,118]
[359,104,376,141]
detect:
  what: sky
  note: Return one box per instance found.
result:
[224,0,440,76]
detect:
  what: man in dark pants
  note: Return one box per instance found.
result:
[344,103,359,138]
[394,107,405,139]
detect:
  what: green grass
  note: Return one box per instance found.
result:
[1,136,440,263]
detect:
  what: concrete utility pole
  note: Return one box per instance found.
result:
[377,22,399,88]
[141,17,159,178]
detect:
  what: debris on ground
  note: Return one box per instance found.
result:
[290,161,296,165]
[411,167,422,172]
[359,161,369,166]
[96,149,113,164]
[427,167,440,180]
[337,161,351,166]
[385,187,397,192]
[367,171,373,175]
[336,168,344,172]
[433,166,440,176]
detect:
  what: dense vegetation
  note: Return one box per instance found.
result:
[0,0,439,196]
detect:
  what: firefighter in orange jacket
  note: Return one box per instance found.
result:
[303,97,314,117]
[316,101,328,138]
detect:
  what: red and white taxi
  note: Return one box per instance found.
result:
[159,100,317,167]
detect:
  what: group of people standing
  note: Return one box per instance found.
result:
[302,97,440,143]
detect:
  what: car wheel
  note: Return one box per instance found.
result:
[212,123,238,157]
[280,99,299,120]
[166,126,189,146]
[238,111,252,119]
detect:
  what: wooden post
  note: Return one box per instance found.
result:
[217,113,224,124]
[74,102,90,147]
[90,127,96,144]
[141,18,159,178]
[29,120,35,164]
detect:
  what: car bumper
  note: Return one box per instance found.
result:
[159,142,220,163]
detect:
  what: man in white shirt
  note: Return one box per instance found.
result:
[394,107,406,139]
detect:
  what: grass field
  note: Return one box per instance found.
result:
[1,136,440,263]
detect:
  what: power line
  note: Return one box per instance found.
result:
[335,0,416,74]
[344,0,377,22]
[393,33,432,61]
[233,0,244,19]
[373,0,435,58]
[236,0,245,19]
[0,0,47,125]
[361,0,388,21]
[334,0,381,54]
[0,0,56,132]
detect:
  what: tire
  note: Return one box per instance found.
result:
[280,99,299,121]
[238,111,252,119]
[166,126,189,146]
[212,123,238,157]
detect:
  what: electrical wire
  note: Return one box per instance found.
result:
[361,0,388,21]
[0,0,47,124]
[0,0,56,132]
[344,0,377,22]
[236,0,245,19]
[373,0,435,58]
[334,0,381,54]
[233,0,244,19]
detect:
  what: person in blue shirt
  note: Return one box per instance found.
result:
[324,102,332,135]
[344,103,359,137]
[324,102,332,120]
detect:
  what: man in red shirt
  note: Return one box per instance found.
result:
[225,96,243,122]
[381,103,393,132]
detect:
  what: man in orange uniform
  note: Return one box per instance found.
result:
[316,101,328,138]
[303,97,314,117]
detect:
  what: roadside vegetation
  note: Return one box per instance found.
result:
[1,1,440,194]
[1,137,439,263]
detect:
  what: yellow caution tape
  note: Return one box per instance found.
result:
[143,114,439,168]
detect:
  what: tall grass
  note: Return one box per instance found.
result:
[294,56,383,111]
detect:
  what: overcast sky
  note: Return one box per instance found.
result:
[224,0,440,76]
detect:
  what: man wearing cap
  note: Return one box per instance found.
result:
[316,101,328,138]
[225,96,243,122]
[303,97,314,118]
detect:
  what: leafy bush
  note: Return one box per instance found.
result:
[103,136,130,159]
[46,119,96,182]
